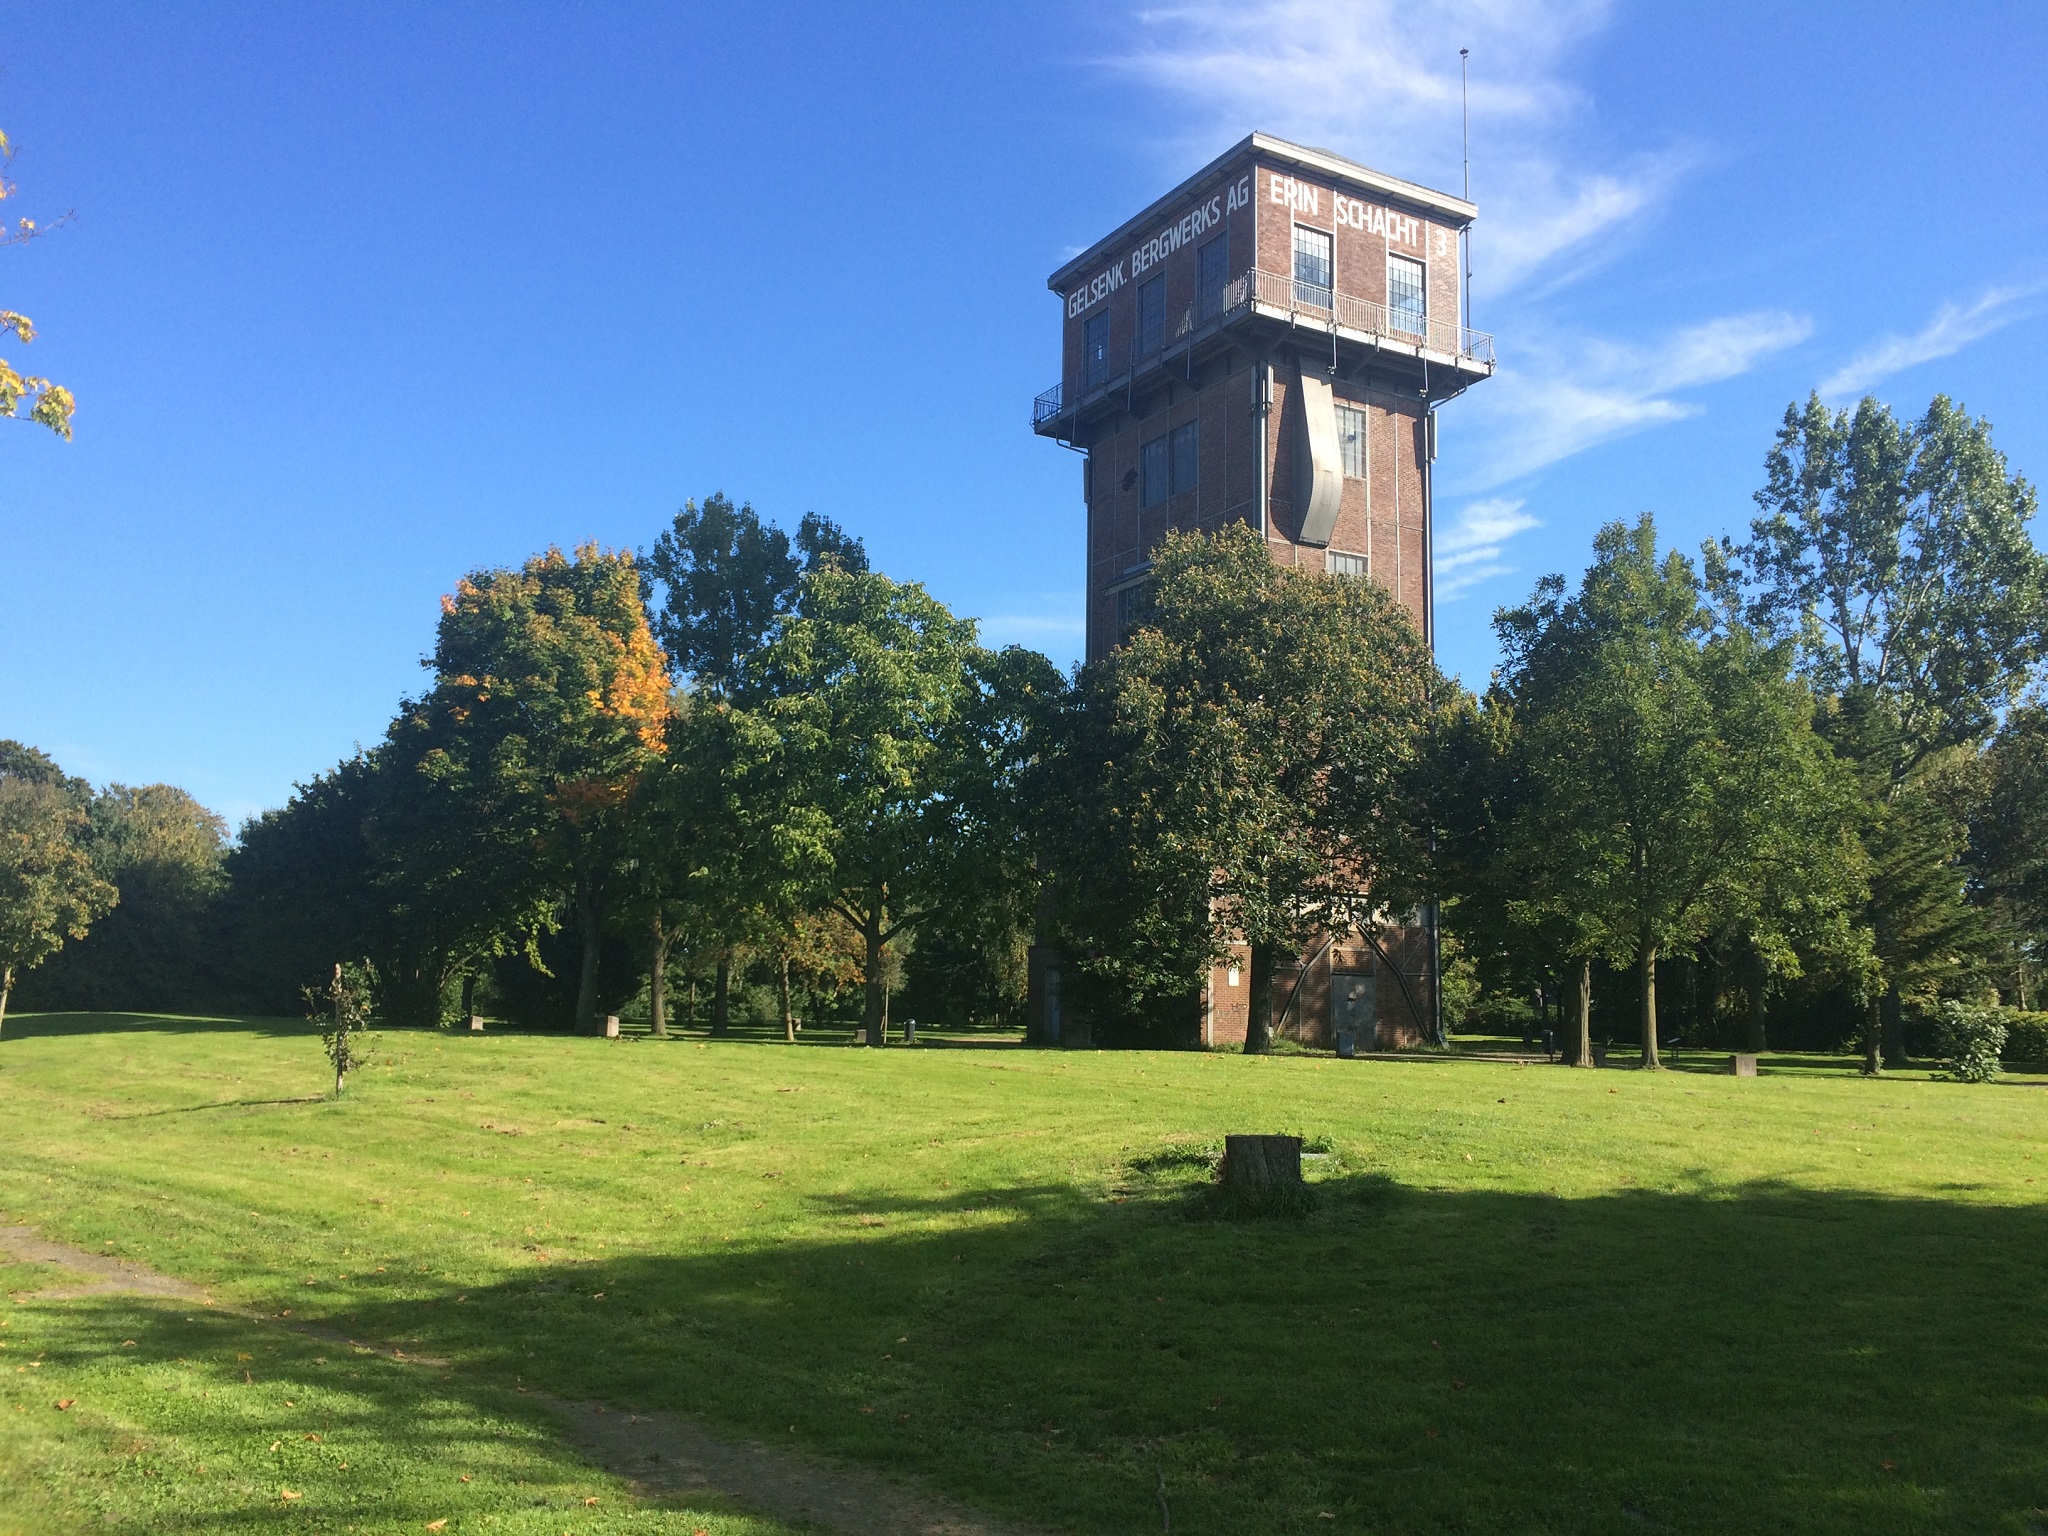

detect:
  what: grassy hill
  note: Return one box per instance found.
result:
[2,1012,2044,1534]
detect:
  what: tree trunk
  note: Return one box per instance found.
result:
[1863,994,1883,1076]
[650,914,668,1038]
[0,964,12,1040]
[863,905,887,1048]
[711,952,732,1039]
[1569,956,1594,1067]
[1745,942,1769,1052]
[574,885,602,1036]
[1220,1134,1303,1208]
[1244,939,1276,1055]
[781,953,794,1043]
[1881,984,1910,1067]
[1639,938,1662,1069]
[460,973,476,1025]
[332,968,347,1096]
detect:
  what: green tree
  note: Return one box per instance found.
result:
[1,129,74,439]
[753,566,987,1047]
[645,494,867,696]
[17,783,227,1012]
[1716,393,2046,782]
[1712,393,2042,1063]
[1970,698,2048,1006]
[219,754,383,1014]
[1497,517,1863,1068]
[416,545,672,1033]
[1424,690,1608,1065]
[643,693,818,1038]
[1043,524,1439,1054]
[0,745,115,1034]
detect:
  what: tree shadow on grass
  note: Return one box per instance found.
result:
[278,1171,2048,1536]
[5,1285,783,1534]
[2,1011,314,1042]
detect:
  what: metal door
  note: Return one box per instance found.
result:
[1332,970,1376,1049]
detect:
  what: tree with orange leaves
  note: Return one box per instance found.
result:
[409,544,672,1033]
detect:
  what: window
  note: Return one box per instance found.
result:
[1144,421,1199,505]
[1115,580,1155,640]
[1197,234,1229,320]
[1293,225,1333,309]
[1083,311,1110,386]
[1170,420,1199,496]
[1337,404,1367,479]
[1141,435,1170,507]
[1388,255,1426,336]
[1325,550,1367,579]
[1136,276,1166,355]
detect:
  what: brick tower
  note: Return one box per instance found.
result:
[1027,132,1495,1050]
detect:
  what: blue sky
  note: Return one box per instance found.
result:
[3,2,2045,824]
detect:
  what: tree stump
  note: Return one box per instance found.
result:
[1220,1135,1304,1212]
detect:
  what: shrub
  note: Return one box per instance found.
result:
[305,960,375,1095]
[1999,1009,2048,1064]
[1934,1001,2007,1084]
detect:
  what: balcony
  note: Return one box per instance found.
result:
[1033,269,1495,434]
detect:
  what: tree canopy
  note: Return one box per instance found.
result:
[1040,523,1439,1052]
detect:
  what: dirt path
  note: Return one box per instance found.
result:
[0,1223,1049,1536]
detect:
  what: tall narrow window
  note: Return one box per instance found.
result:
[1083,311,1110,386]
[1197,234,1229,320]
[1388,255,1426,336]
[1136,275,1166,355]
[1142,422,1200,504]
[1115,580,1156,640]
[1141,434,1170,507]
[1293,225,1333,310]
[1170,420,1199,495]
[1337,404,1368,479]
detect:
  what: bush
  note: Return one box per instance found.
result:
[1934,1002,2007,1084]
[1999,1009,2048,1064]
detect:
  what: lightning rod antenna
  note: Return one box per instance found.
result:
[1460,47,1472,334]
[1460,47,1470,200]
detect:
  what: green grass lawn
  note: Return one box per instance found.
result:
[2,1012,2045,1535]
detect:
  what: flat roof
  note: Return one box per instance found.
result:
[1046,132,1477,294]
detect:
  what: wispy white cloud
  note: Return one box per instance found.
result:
[1655,311,1815,390]
[975,597,1087,657]
[1112,0,1666,296]
[1459,310,1811,488]
[1820,283,2048,398]
[1435,497,1539,601]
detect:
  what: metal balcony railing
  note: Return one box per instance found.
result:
[1033,269,1495,428]
[1239,268,1496,364]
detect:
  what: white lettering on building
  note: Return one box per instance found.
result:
[1066,175,1251,319]
[1332,192,1421,248]
[1066,258,1127,319]
[1269,174,1320,215]
[1067,170,1447,320]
